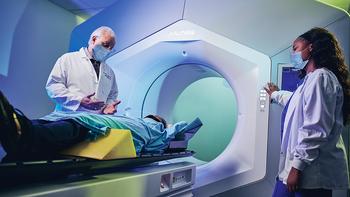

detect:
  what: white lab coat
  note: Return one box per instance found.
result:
[272,67,349,189]
[46,48,118,112]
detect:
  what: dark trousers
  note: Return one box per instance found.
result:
[2,119,88,161]
[27,119,88,154]
[272,178,332,197]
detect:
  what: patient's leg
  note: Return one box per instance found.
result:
[2,119,88,161]
[30,119,89,152]
[0,91,88,160]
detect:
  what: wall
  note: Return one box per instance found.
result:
[0,0,80,119]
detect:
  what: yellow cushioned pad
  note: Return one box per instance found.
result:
[60,129,136,160]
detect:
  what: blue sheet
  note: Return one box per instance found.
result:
[41,112,199,154]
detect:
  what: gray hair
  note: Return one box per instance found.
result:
[88,26,116,46]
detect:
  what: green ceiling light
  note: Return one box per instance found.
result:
[316,0,350,16]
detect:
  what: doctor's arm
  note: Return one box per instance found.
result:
[265,82,292,106]
[292,73,337,171]
[103,74,120,114]
[46,57,83,111]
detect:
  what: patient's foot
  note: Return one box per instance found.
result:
[0,91,30,158]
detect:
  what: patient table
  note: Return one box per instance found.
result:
[0,120,202,196]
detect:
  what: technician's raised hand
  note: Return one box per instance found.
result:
[102,100,121,115]
[80,93,105,110]
[264,82,279,96]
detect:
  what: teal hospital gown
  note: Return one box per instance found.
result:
[41,112,188,154]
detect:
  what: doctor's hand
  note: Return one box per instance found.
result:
[102,100,121,115]
[287,167,300,192]
[264,82,279,96]
[80,93,105,110]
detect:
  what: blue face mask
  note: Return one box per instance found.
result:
[290,51,309,70]
[92,45,111,62]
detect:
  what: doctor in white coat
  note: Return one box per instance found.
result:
[46,26,120,115]
[266,27,350,197]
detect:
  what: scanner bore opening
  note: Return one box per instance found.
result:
[141,63,237,162]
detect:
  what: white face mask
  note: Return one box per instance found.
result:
[92,44,111,62]
[290,51,309,70]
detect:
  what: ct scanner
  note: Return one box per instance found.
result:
[107,19,270,189]
[69,1,348,196]
[0,0,349,196]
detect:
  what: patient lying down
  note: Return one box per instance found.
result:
[0,91,201,161]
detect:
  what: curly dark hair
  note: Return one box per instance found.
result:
[299,27,350,125]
